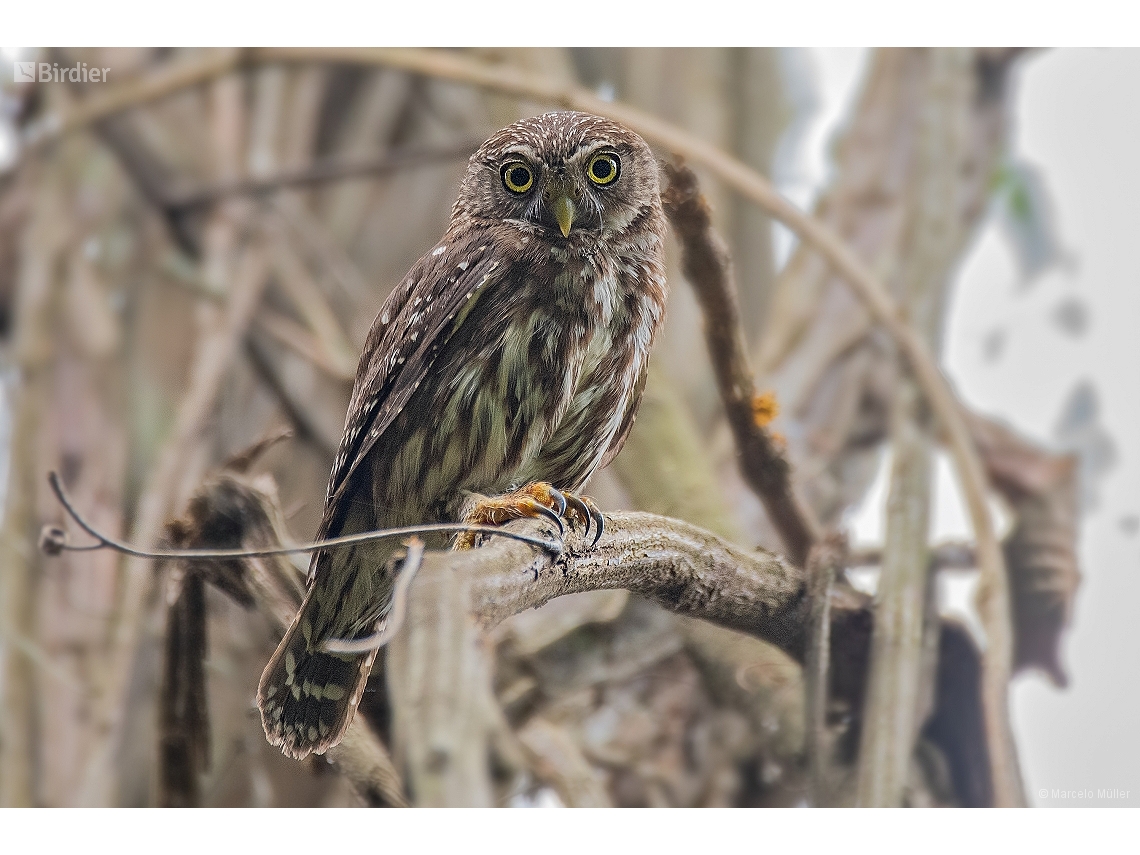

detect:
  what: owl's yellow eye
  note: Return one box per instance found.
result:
[587,152,620,186]
[501,161,535,194]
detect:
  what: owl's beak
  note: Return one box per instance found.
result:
[552,194,576,238]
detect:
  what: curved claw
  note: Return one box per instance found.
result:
[460,482,571,553]
[564,494,593,540]
[547,486,567,519]
[525,498,565,539]
[582,496,605,547]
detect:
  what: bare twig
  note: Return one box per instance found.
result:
[43,470,564,560]
[221,426,294,475]
[162,140,482,211]
[253,306,354,381]
[662,161,821,567]
[848,542,977,572]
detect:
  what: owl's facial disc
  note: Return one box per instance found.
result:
[459,112,657,240]
[509,145,621,238]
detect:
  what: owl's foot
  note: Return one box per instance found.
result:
[456,482,603,550]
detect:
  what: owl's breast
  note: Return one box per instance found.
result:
[515,240,666,490]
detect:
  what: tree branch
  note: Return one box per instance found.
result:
[457,513,807,656]
[162,140,482,211]
[662,161,821,566]
[858,48,975,808]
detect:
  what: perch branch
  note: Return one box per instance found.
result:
[662,161,821,566]
[44,469,814,671]
[460,514,807,653]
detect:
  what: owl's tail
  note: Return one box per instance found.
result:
[257,587,377,760]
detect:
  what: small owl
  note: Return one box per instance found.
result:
[258,111,668,759]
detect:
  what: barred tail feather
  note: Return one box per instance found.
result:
[257,590,377,760]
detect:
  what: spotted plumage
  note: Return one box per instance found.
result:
[258,111,668,759]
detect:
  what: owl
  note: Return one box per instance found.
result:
[258,111,668,760]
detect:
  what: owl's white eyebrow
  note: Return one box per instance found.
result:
[566,141,618,160]
[501,145,540,161]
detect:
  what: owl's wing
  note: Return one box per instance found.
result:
[314,228,506,550]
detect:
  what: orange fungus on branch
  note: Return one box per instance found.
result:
[752,391,779,429]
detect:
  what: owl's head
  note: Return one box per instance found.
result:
[454,111,660,240]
